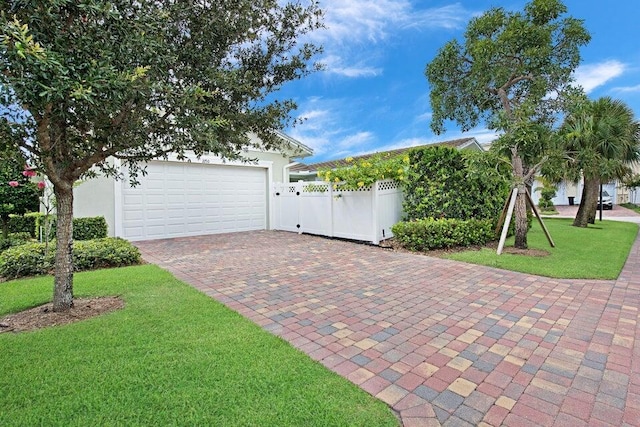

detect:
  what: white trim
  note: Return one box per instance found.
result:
[266,161,274,231]
[113,158,124,238]
[283,162,299,183]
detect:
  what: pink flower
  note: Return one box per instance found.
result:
[37,181,46,190]
[8,181,20,187]
[22,169,37,177]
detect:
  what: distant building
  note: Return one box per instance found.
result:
[286,137,484,182]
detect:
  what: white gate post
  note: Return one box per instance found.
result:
[372,180,380,245]
[328,182,335,238]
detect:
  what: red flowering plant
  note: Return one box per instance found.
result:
[1,150,41,239]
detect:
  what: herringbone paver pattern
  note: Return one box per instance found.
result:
[137,230,640,426]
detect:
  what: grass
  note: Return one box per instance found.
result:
[621,202,640,214]
[443,218,638,279]
[0,265,399,427]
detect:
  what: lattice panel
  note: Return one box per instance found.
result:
[377,180,400,191]
[303,183,330,193]
[335,183,373,192]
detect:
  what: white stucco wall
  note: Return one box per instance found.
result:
[244,150,294,183]
[73,175,116,236]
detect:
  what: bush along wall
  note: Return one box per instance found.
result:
[7,214,38,237]
[48,216,108,241]
[402,147,511,223]
[0,237,141,280]
[393,147,512,251]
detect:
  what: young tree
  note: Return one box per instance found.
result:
[560,97,640,227]
[0,147,39,239]
[426,0,590,248]
[0,1,323,311]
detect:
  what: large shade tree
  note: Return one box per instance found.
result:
[0,0,323,311]
[426,0,590,248]
[560,97,640,227]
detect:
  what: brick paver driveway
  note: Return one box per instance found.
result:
[137,231,640,426]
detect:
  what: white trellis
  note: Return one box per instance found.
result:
[272,180,403,244]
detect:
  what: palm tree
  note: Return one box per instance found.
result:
[560,97,640,227]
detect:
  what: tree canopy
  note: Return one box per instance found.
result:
[0,0,323,310]
[426,0,590,248]
[559,97,640,226]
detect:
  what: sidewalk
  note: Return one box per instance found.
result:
[545,204,640,224]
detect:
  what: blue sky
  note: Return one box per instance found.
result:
[279,0,640,163]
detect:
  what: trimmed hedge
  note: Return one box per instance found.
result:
[392,218,495,251]
[8,214,38,237]
[0,232,33,252]
[403,147,511,222]
[72,217,108,241]
[0,238,141,280]
[47,216,108,241]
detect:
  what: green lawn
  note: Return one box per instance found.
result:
[0,266,399,427]
[621,203,640,214]
[444,218,638,279]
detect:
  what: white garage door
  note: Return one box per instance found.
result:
[121,161,267,241]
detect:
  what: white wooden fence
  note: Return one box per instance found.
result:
[273,180,403,244]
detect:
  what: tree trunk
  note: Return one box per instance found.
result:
[573,176,599,227]
[511,151,528,249]
[52,183,74,312]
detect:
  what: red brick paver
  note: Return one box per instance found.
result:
[137,230,640,426]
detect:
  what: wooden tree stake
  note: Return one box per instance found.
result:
[497,188,519,255]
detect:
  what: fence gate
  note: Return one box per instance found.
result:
[272,180,403,245]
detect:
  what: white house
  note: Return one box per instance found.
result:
[73,131,312,241]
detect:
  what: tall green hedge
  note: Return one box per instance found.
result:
[402,147,511,223]
[48,216,108,241]
[9,215,108,241]
[8,214,38,237]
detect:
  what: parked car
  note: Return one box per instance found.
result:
[598,190,613,210]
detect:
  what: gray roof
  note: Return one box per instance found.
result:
[289,137,481,173]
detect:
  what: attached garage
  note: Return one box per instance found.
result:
[118,161,268,241]
[72,133,313,241]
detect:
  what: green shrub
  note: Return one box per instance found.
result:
[537,187,557,211]
[0,242,52,279]
[0,238,141,280]
[49,216,108,241]
[72,217,108,240]
[402,147,511,222]
[0,232,33,252]
[8,214,38,237]
[392,217,495,251]
[73,238,141,271]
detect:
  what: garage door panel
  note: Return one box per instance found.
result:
[121,161,267,240]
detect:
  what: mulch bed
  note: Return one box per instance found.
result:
[0,296,124,334]
[379,238,550,258]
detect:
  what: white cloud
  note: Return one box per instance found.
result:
[373,127,501,153]
[322,55,382,77]
[573,60,626,93]
[612,84,640,94]
[415,112,433,122]
[309,1,474,79]
[314,1,473,44]
[402,3,475,31]
[338,131,374,150]
[313,0,410,44]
